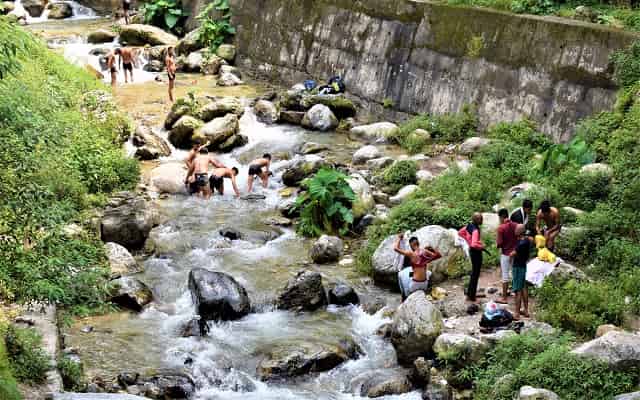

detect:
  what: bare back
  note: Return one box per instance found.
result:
[250,158,269,168]
[537,207,560,229]
[165,54,176,73]
[120,48,134,63]
[193,155,210,174]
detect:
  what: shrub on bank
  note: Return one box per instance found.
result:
[0,329,21,400]
[4,326,50,384]
[380,160,417,193]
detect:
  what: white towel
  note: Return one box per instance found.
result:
[526,257,562,287]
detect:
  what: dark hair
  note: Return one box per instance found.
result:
[540,200,551,213]
[498,208,509,219]
[409,237,419,246]
[232,167,239,175]
[199,148,208,154]
[523,199,533,209]
[114,48,122,55]
[263,153,272,160]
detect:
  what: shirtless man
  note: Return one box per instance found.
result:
[184,143,224,195]
[107,49,119,89]
[536,200,561,251]
[209,167,241,198]
[184,148,214,198]
[393,234,442,300]
[118,47,136,84]
[247,153,272,192]
[165,47,177,103]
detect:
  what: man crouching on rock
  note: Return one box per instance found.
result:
[394,234,442,300]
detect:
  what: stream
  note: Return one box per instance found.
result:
[26,14,424,400]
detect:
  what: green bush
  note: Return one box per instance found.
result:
[0,330,21,400]
[537,279,626,338]
[381,160,417,193]
[5,327,50,384]
[486,119,551,151]
[195,0,236,52]
[293,168,355,237]
[140,0,188,35]
[532,137,596,176]
[611,40,640,89]
[58,355,85,391]
[555,167,611,211]
[511,0,556,14]
[471,331,637,400]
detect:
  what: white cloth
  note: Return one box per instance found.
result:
[393,232,411,271]
[456,234,470,259]
[500,254,513,282]
[526,257,562,287]
[398,267,432,298]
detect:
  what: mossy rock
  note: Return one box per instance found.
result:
[169,115,204,149]
[301,94,356,119]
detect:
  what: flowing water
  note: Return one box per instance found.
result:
[30,17,422,400]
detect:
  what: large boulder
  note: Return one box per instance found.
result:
[277,270,327,311]
[132,125,171,160]
[119,24,178,46]
[310,235,343,264]
[347,173,375,220]
[195,114,239,148]
[22,0,45,17]
[257,339,359,380]
[615,393,640,400]
[547,262,587,286]
[299,94,357,119]
[143,60,164,72]
[109,277,153,312]
[580,162,613,177]
[372,225,465,286]
[350,122,399,143]
[301,104,338,132]
[328,284,359,306]
[202,54,223,75]
[137,371,196,399]
[195,97,244,122]
[571,331,640,371]
[168,115,203,149]
[366,156,394,171]
[390,185,419,205]
[458,137,491,155]
[517,386,560,400]
[150,162,188,194]
[101,192,156,250]
[353,145,381,165]
[282,155,330,186]
[216,44,236,61]
[391,291,444,365]
[47,2,72,19]
[183,50,204,72]
[104,242,142,279]
[280,110,305,125]
[218,72,243,87]
[353,370,412,398]
[433,334,488,364]
[188,268,251,321]
[175,29,202,56]
[254,100,279,124]
[88,29,117,44]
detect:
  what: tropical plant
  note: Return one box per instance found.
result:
[140,0,188,35]
[293,168,356,237]
[533,137,596,175]
[195,0,235,52]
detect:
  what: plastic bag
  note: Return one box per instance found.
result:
[535,235,546,249]
[537,247,557,263]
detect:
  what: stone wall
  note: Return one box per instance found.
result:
[225,0,640,141]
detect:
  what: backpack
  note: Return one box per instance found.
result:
[303,79,317,91]
[479,308,513,328]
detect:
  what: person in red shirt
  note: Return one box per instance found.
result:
[394,234,442,298]
[496,208,518,304]
[458,213,485,302]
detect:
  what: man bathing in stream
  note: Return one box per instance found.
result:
[210,167,241,198]
[118,47,136,84]
[393,233,442,299]
[184,148,227,199]
[247,153,272,192]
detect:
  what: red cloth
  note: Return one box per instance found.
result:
[497,220,518,255]
[458,224,484,250]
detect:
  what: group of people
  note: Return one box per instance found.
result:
[183,142,272,199]
[393,198,561,321]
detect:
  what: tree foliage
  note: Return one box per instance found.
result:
[141,0,188,34]
[195,0,236,52]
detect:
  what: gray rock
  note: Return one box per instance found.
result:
[216,44,236,61]
[132,125,171,160]
[109,277,153,312]
[282,154,329,186]
[175,29,202,56]
[0,2,15,15]
[277,270,327,311]
[220,64,241,77]
[150,162,188,195]
[218,133,248,152]
[21,0,45,17]
[188,268,251,321]
[391,291,444,365]
[119,24,178,46]
[433,333,488,364]
[417,170,434,182]
[183,50,204,72]
[328,284,359,306]
[218,72,243,86]
[354,214,376,234]
[202,54,223,75]
[353,145,381,165]
[422,383,452,400]
[139,371,196,399]
[88,29,117,44]
[301,104,338,131]
[411,357,431,388]
[348,173,375,219]
[144,45,169,62]
[195,114,240,148]
[580,162,613,177]
[104,242,142,279]
[195,97,244,122]
[310,235,343,264]
[143,60,164,72]
[179,317,209,337]
[47,1,72,19]
[168,115,203,149]
[355,369,412,398]
[458,137,491,155]
[350,122,399,143]
[280,110,305,125]
[366,156,394,170]
[517,386,559,400]
[548,262,587,286]
[254,100,279,124]
[299,142,329,155]
[390,184,419,205]
[571,331,640,371]
[101,192,156,250]
[615,392,640,400]
[480,330,517,346]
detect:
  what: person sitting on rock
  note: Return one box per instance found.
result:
[210,167,241,198]
[185,148,214,199]
[247,153,272,193]
[393,233,441,300]
[536,200,561,251]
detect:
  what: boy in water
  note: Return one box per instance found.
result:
[536,200,561,251]
[210,167,241,198]
[165,47,177,103]
[246,153,272,192]
[510,224,532,320]
[393,233,442,299]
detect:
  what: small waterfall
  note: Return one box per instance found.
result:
[11,0,97,23]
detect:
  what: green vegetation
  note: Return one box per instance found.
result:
[382,98,395,109]
[140,0,189,35]
[5,326,50,384]
[380,160,418,193]
[293,168,355,237]
[465,331,637,400]
[195,0,236,52]
[58,354,86,391]
[0,326,21,400]
[0,20,138,310]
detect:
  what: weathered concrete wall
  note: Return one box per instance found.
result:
[225,0,640,141]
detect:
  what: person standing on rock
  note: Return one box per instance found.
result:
[536,200,561,251]
[510,224,532,320]
[458,213,485,303]
[165,47,177,103]
[107,48,119,90]
[118,47,136,84]
[247,154,272,193]
[209,167,241,198]
[496,208,518,305]
[393,234,442,300]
